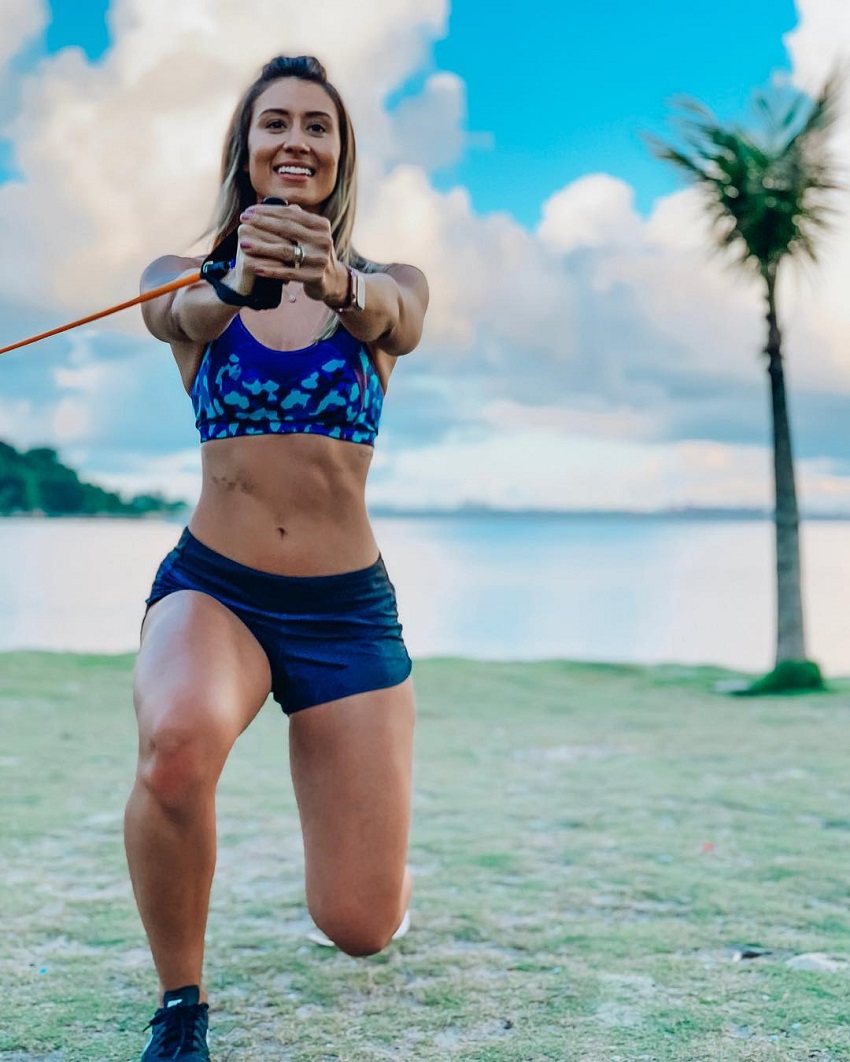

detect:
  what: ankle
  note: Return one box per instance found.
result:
[159,983,208,1008]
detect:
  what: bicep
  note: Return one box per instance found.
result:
[140,255,205,343]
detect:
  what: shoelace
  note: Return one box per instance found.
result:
[146,1003,208,1056]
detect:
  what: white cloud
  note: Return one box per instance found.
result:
[369,430,850,514]
[388,72,468,170]
[783,1,850,393]
[358,165,576,359]
[367,431,771,512]
[478,399,657,440]
[785,0,850,89]
[0,0,48,70]
[538,175,644,252]
[0,396,39,448]
[92,448,202,506]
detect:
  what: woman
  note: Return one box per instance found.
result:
[127,55,428,1061]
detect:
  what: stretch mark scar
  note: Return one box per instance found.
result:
[211,473,256,495]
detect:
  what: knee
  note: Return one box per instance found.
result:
[311,902,399,958]
[136,706,225,812]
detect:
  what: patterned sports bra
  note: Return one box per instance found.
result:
[190,315,385,446]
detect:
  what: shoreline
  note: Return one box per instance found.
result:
[1,648,847,683]
[2,508,850,522]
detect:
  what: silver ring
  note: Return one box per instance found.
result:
[291,241,304,269]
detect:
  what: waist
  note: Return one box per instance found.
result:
[192,434,377,575]
[159,527,388,612]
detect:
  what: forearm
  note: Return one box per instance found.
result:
[326,270,402,347]
[170,267,248,344]
[141,255,252,346]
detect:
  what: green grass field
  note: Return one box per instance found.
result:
[2,652,850,1061]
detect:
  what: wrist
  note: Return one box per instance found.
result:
[323,262,353,311]
[338,266,366,313]
[224,262,254,296]
[201,256,281,311]
[325,264,366,314]
[200,232,281,310]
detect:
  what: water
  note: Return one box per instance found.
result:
[1,515,848,674]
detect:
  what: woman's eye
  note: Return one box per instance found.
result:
[266,120,285,130]
[308,123,327,134]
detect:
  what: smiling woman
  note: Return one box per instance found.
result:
[125,54,429,1062]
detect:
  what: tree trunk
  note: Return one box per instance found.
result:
[764,266,807,663]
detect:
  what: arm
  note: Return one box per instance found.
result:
[140,204,280,345]
[335,264,429,358]
[140,255,244,345]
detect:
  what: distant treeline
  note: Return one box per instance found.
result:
[0,441,186,517]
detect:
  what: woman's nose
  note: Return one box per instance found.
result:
[283,128,308,151]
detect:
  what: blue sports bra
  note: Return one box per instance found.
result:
[190,315,385,446]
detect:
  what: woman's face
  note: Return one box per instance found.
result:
[246,78,342,209]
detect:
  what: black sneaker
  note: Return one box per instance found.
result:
[141,985,210,1060]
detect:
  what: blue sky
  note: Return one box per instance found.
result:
[433,0,799,221]
[0,0,847,513]
[45,0,109,57]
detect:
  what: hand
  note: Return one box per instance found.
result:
[235,202,348,305]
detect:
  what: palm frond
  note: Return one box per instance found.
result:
[779,96,807,132]
[647,68,844,275]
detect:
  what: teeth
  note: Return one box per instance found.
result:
[275,165,313,175]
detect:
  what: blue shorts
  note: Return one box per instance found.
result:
[145,528,412,715]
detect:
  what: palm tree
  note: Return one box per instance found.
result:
[649,75,842,691]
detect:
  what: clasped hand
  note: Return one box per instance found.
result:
[235,202,346,303]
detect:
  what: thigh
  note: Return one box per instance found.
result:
[288,676,415,916]
[134,590,273,754]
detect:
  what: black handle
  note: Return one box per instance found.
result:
[250,197,289,310]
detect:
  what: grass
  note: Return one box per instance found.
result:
[2,653,850,1060]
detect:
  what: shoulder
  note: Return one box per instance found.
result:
[139,254,204,343]
[141,254,205,294]
[383,262,429,303]
[139,255,208,378]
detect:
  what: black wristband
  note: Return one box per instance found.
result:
[200,226,284,311]
[202,269,253,307]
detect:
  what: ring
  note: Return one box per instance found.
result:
[291,241,304,268]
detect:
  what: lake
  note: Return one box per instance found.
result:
[1,515,848,675]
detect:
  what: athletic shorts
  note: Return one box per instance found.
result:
[144,527,412,715]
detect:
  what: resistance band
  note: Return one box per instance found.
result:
[0,272,202,358]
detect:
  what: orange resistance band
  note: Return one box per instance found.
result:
[0,271,202,358]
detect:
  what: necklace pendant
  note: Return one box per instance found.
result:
[288,291,297,303]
